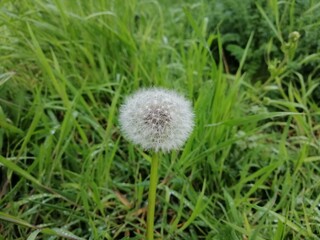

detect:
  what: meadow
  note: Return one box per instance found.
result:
[1,0,320,239]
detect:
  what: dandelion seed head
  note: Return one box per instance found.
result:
[119,88,194,152]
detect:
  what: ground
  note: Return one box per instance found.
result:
[0,0,320,239]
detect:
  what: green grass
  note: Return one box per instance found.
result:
[1,0,320,239]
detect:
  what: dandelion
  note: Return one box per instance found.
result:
[119,87,194,240]
[119,88,194,152]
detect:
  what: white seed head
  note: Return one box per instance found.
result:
[119,88,194,152]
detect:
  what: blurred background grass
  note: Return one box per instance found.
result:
[1,0,320,239]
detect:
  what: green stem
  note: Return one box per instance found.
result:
[146,152,159,240]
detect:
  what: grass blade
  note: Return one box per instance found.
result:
[0,212,36,229]
[0,156,43,188]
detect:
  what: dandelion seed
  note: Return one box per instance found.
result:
[119,88,194,152]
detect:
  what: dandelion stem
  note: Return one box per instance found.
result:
[146,152,159,240]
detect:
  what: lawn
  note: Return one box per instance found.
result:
[1,0,320,239]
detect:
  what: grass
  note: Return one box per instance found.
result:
[1,0,320,239]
